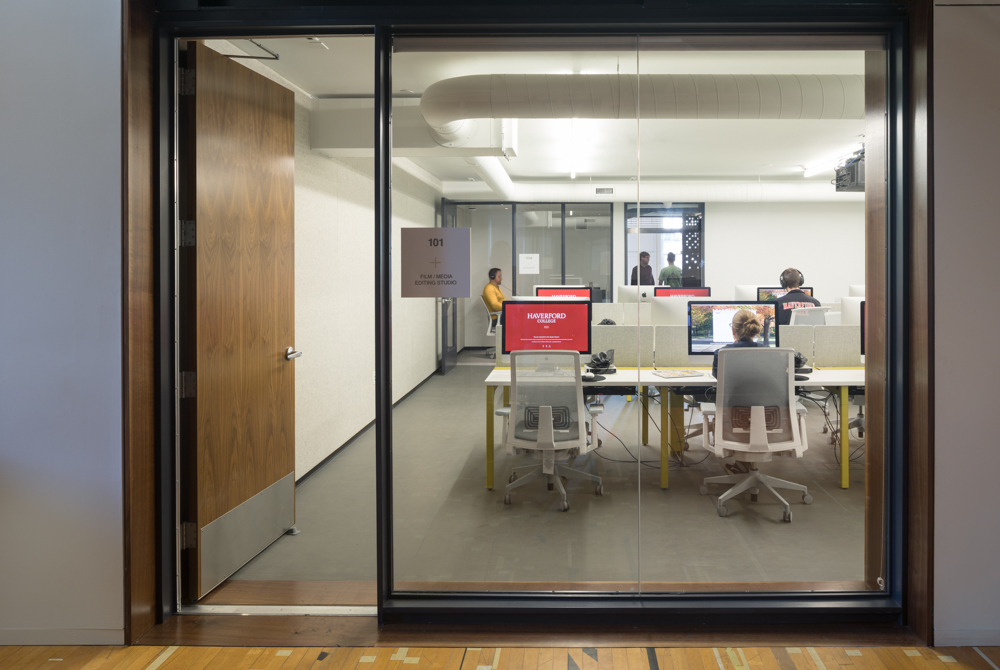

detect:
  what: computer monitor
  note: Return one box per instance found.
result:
[757,286,814,301]
[535,285,592,299]
[617,285,653,303]
[501,299,592,355]
[841,296,864,326]
[734,285,761,301]
[650,296,694,325]
[654,286,711,298]
[849,284,866,297]
[688,301,779,355]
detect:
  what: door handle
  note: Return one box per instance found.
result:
[285,347,302,360]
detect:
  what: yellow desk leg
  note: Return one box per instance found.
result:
[661,388,670,488]
[840,385,850,489]
[641,385,649,445]
[486,385,495,490]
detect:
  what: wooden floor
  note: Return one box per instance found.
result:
[1,645,998,670]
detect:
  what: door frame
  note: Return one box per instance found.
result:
[132,0,934,642]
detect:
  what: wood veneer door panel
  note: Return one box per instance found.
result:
[187,42,295,598]
[864,49,887,591]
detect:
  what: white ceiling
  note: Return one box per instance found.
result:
[230,37,866,185]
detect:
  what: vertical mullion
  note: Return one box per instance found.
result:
[561,203,566,284]
[511,203,517,296]
[373,25,392,623]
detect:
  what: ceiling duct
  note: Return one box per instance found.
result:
[421,73,864,145]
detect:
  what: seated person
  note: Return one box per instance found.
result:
[658,252,682,287]
[482,267,505,326]
[630,251,655,285]
[712,309,764,379]
[774,267,821,326]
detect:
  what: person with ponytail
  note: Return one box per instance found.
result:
[711,309,764,379]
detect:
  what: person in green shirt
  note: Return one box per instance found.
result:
[658,252,682,287]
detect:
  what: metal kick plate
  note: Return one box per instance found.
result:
[199,472,294,598]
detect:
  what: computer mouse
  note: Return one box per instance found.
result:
[582,371,595,381]
[794,374,810,381]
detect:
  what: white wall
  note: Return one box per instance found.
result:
[0,0,124,645]
[933,4,1000,645]
[703,202,865,302]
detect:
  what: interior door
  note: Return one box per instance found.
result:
[179,41,296,600]
[440,199,458,374]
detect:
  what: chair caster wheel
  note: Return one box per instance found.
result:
[595,485,604,496]
[750,493,758,502]
[503,494,511,505]
[802,494,813,504]
[699,485,708,496]
[783,510,793,523]
[559,501,570,512]
[717,505,729,517]
[548,482,554,491]
[508,473,517,483]
[822,426,829,433]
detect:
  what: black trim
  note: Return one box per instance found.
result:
[374,25,392,625]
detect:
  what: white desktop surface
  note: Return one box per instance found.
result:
[483,367,864,388]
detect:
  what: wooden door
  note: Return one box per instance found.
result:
[180,41,296,600]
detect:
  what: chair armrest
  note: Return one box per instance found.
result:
[587,403,605,416]
[495,406,511,417]
[701,402,716,417]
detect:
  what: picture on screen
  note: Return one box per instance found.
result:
[757,286,813,301]
[654,286,711,298]
[688,302,778,354]
[502,300,592,354]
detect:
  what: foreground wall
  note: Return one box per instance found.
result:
[0,0,125,645]
[933,3,1000,646]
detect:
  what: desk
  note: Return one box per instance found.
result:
[483,367,864,490]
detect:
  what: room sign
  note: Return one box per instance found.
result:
[400,227,471,298]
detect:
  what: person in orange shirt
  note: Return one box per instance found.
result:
[482,267,505,326]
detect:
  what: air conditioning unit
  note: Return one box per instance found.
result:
[595,187,613,195]
[835,150,865,192]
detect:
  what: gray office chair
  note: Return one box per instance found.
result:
[790,306,832,325]
[481,296,501,359]
[497,351,604,511]
[699,347,812,522]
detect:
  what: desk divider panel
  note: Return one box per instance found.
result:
[653,325,688,368]
[779,325,817,366]
[592,324,653,367]
[814,325,863,367]
[622,302,651,325]
[592,302,624,324]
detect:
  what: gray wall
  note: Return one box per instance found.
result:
[933,3,1000,646]
[0,0,124,644]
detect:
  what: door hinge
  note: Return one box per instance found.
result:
[178,68,195,96]
[181,522,198,549]
[180,371,196,398]
[181,220,196,247]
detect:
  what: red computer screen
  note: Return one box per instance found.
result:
[501,301,592,354]
[535,286,592,299]
[654,286,711,297]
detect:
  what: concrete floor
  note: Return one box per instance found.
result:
[233,352,867,587]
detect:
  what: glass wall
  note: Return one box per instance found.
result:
[514,204,563,295]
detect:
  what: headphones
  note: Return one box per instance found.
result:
[779,267,805,290]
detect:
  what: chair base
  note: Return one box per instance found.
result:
[504,458,603,512]
[700,470,812,522]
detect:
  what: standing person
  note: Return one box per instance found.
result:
[773,267,821,325]
[658,252,682,287]
[630,251,655,285]
[482,267,505,326]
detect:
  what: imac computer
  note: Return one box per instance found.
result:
[618,285,653,303]
[687,301,779,355]
[734,285,762,301]
[535,285,592,299]
[650,296,695,325]
[849,284,866,297]
[757,286,814,301]
[502,299,592,355]
[841,296,864,326]
[654,286,711,298]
